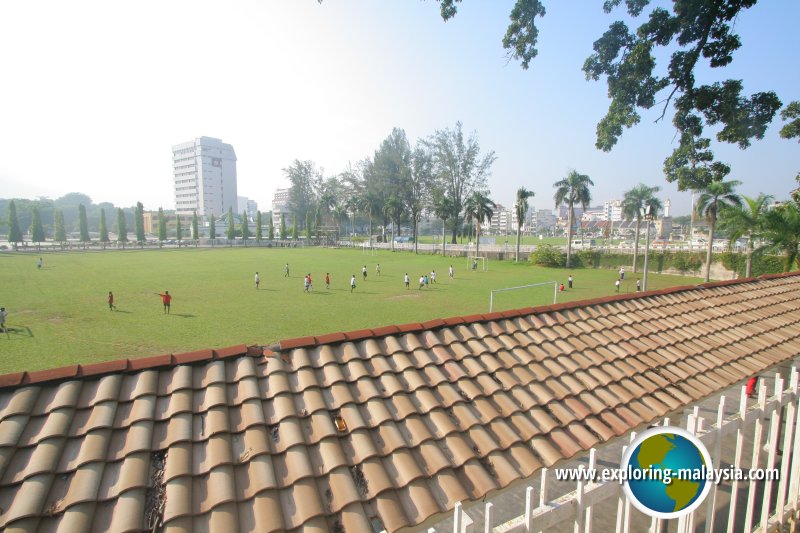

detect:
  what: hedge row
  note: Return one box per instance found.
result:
[529,244,785,276]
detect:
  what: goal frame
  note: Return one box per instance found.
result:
[489,281,558,312]
[467,255,488,272]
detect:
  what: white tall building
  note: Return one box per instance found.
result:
[271,188,291,229]
[172,137,238,217]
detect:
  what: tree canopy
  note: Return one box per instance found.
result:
[433,0,789,191]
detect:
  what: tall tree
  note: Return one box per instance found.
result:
[553,170,593,268]
[464,192,495,258]
[719,194,772,278]
[284,159,321,230]
[280,213,287,239]
[434,1,783,191]
[192,211,199,240]
[763,202,800,272]
[255,211,263,242]
[53,208,66,243]
[116,208,128,243]
[78,204,90,243]
[407,143,433,253]
[241,211,250,243]
[622,184,662,272]
[30,207,45,244]
[373,128,412,238]
[135,202,145,243]
[268,213,275,240]
[226,207,235,241]
[99,208,109,246]
[158,208,167,242]
[426,121,496,243]
[514,187,535,262]
[305,210,313,241]
[209,212,216,241]
[8,200,22,247]
[291,214,298,240]
[175,214,182,244]
[696,179,742,281]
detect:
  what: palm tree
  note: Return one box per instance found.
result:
[553,170,593,268]
[514,187,535,262]
[465,192,495,258]
[763,202,800,272]
[696,179,742,281]
[718,194,772,277]
[622,184,663,273]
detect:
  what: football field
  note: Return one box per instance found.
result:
[0,247,702,373]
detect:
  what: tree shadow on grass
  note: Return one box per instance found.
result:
[171,314,196,318]
[112,310,133,314]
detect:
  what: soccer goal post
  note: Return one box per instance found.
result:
[467,256,488,272]
[489,281,558,312]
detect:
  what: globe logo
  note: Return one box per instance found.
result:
[621,426,713,519]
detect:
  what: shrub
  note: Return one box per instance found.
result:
[529,244,566,268]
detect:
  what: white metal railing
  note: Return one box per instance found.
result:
[428,367,800,533]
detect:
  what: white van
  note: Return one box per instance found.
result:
[570,239,596,249]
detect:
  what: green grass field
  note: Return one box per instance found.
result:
[0,247,702,373]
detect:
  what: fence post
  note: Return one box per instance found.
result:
[743,382,768,532]
[777,368,799,525]
[525,485,534,532]
[453,501,463,533]
[585,448,596,533]
[536,470,548,533]
[704,396,726,533]
[726,386,748,533]
[574,465,586,533]
[761,374,785,530]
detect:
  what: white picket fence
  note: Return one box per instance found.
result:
[428,367,800,533]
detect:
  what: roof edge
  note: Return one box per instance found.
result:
[0,344,262,390]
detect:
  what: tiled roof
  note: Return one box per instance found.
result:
[1,273,800,532]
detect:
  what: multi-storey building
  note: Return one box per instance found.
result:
[172,137,238,217]
[271,188,291,230]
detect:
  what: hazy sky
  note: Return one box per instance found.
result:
[0,1,797,215]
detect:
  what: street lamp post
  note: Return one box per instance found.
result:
[642,205,652,291]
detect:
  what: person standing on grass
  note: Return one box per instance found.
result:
[325,273,330,289]
[449,265,454,279]
[619,267,625,280]
[362,265,367,281]
[568,275,573,289]
[255,272,260,289]
[0,307,7,332]
[108,291,116,311]
[431,270,437,284]
[284,263,290,277]
[376,263,381,276]
[304,275,310,292]
[157,291,172,314]
[350,274,357,292]
[307,273,313,291]
[419,275,425,290]
[615,279,620,292]
[37,257,43,269]
[404,273,410,289]
[636,279,641,291]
